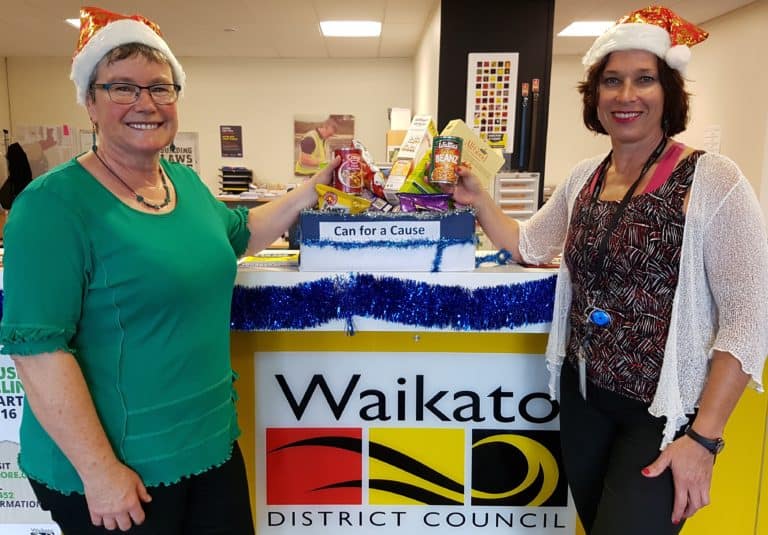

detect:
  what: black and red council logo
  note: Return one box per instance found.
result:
[265,427,567,507]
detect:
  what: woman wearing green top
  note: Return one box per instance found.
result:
[0,7,335,534]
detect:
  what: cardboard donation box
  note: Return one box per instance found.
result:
[299,210,477,272]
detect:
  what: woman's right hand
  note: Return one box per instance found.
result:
[83,460,152,531]
[443,164,488,206]
[11,351,152,531]
[443,163,522,260]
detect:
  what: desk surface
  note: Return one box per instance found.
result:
[216,194,284,204]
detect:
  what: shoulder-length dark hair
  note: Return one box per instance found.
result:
[577,53,690,137]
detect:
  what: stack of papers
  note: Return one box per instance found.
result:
[238,252,299,269]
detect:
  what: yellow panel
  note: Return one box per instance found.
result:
[231,330,548,354]
[231,334,257,516]
[759,395,768,535]
[758,367,768,535]
[680,367,768,534]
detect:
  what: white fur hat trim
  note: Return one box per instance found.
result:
[70,19,186,106]
[582,22,691,73]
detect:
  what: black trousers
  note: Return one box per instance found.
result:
[559,362,686,535]
[30,442,254,535]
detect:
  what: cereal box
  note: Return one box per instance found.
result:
[440,119,505,190]
[396,115,437,162]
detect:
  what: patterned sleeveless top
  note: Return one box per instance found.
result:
[563,147,703,403]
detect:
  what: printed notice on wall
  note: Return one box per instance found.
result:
[220,125,243,158]
[160,132,200,172]
[0,352,61,534]
[702,125,721,154]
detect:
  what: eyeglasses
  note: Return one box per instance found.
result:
[91,83,181,105]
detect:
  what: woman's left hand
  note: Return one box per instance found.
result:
[641,435,715,525]
[440,164,486,206]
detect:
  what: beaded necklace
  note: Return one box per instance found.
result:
[93,148,171,210]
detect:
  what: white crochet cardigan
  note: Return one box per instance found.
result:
[519,152,768,448]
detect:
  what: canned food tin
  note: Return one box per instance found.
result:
[333,147,364,194]
[429,136,462,184]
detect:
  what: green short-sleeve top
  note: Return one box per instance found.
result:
[0,158,250,493]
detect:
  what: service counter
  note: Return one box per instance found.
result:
[230,265,768,535]
[0,264,765,534]
[232,264,571,534]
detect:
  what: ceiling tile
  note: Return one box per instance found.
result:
[244,0,318,24]
[325,37,380,58]
[379,23,421,57]
[174,23,281,57]
[383,0,437,23]
[313,0,387,21]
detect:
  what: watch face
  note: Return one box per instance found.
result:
[714,439,725,454]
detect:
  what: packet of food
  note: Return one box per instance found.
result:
[316,184,372,214]
[383,159,413,204]
[402,151,441,194]
[361,189,395,212]
[352,139,387,199]
[397,193,451,213]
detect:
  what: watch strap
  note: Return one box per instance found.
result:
[685,426,725,455]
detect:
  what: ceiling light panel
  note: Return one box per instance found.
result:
[558,21,613,37]
[320,20,382,37]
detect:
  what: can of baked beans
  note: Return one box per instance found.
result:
[333,147,364,194]
[429,136,462,184]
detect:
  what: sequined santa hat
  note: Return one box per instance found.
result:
[70,6,186,106]
[582,5,709,74]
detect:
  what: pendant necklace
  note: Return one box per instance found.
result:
[576,135,668,399]
[93,148,171,210]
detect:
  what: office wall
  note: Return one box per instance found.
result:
[543,0,768,201]
[412,3,440,118]
[0,58,9,183]
[762,116,768,221]
[542,55,609,186]
[682,0,768,204]
[6,56,412,192]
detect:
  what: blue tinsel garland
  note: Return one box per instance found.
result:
[0,275,556,333]
[230,274,556,332]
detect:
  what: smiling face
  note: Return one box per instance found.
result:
[596,50,665,147]
[86,53,178,160]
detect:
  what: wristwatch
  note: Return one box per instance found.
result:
[685,426,725,456]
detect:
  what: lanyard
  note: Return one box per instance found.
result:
[588,136,668,279]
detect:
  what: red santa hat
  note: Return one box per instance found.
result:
[582,5,709,74]
[70,6,186,106]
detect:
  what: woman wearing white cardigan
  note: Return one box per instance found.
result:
[449,6,768,535]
